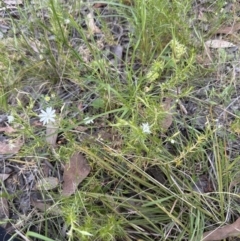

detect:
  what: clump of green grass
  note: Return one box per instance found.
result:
[1,0,239,240]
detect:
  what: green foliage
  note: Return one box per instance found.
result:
[1,0,238,240]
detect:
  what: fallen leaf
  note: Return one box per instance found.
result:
[0,191,9,228]
[46,121,59,147]
[203,217,240,240]
[205,39,236,48]
[86,11,101,35]
[35,177,59,191]
[0,126,16,133]
[161,98,174,131]
[0,139,23,155]
[62,152,91,197]
[0,174,10,182]
[30,193,61,215]
[215,23,240,35]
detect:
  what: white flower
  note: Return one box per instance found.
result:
[141,123,151,134]
[39,107,56,125]
[64,19,70,24]
[83,117,94,125]
[7,115,14,123]
[170,139,175,144]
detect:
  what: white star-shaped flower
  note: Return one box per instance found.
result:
[141,122,151,134]
[39,107,56,125]
[83,116,94,125]
[7,115,14,123]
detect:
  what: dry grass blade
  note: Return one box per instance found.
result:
[62,152,91,197]
[0,191,9,228]
[202,218,240,240]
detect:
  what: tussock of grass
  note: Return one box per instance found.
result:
[1,0,239,240]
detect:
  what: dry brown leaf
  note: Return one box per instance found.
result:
[205,39,236,48]
[31,199,61,215]
[203,217,240,240]
[86,11,101,35]
[0,139,23,155]
[0,174,10,182]
[35,177,59,191]
[46,122,59,147]
[0,126,16,134]
[161,98,173,131]
[215,23,240,35]
[0,191,9,228]
[62,152,91,197]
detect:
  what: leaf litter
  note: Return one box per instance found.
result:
[46,121,59,147]
[202,217,240,240]
[35,177,59,191]
[2,0,240,240]
[205,39,236,49]
[62,152,91,197]
[0,138,23,155]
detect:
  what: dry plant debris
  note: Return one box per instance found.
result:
[86,11,101,35]
[1,0,240,240]
[205,39,236,49]
[160,97,174,131]
[35,177,59,191]
[215,23,240,35]
[46,121,59,147]
[0,126,16,134]
[202,217,240,240]
[0,139,23,155]
[62,152,91,197]
[3,0,22,5]
[0,191,9,228]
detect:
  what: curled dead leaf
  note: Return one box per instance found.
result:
[86,11,101,35]
[202,217,240,241]
[205,39,236,49]
[62,152,90,197]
